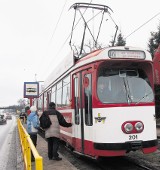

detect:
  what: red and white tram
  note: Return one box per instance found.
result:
[36,3,158,158]
[37,46,158,158]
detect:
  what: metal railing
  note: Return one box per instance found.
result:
[17,119,43,170]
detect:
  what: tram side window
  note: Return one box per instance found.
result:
[84,74,93,126]
[44,92,47,110]
[62,76,70,106]
[38,96,43,111]
[56,81,62,107]
[47,91,51,108]
[74,77,79,125]
[51,85,56,103]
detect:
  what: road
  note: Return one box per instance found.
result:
[0,115,17,170]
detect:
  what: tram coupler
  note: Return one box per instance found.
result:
[126,141,142,152]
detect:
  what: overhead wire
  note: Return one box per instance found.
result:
[44,0,93,72]
[37,0,68,80]
[125,11,160,40]
[37,1,159,81]
[49,0,68,44]
[40,0,96,80]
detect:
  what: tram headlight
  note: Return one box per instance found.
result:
[135,122,144,132]
[122,121,144,134]
[124,123,133,133]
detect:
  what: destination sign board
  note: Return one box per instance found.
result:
[24,82,39,98]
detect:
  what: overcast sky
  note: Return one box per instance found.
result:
[0,0,159,107]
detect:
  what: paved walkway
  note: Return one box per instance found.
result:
[32,134,77,170]
[21,123,77,170]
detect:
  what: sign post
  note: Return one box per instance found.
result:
[23,82,39,107]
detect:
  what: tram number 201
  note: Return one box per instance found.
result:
[129,135,138,140]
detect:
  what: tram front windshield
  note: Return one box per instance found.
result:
[97,68,154,104]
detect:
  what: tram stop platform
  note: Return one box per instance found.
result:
[19,123,77,170]
[32,134,77,170]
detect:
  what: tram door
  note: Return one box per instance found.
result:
[73,69,92,153]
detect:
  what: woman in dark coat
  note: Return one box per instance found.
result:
[44,102,72,161]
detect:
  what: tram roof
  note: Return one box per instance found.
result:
[43,46,152,91]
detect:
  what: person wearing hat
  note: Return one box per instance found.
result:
[44,102,72,161]
[27,105,40,161]
[25,106,31,116]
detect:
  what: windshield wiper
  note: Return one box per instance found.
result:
[123,78,132,104]
[135,91,153,105]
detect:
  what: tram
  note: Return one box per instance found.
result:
[153,44,160,118]
[36,3,158,158]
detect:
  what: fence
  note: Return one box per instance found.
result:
[17,119,43,170]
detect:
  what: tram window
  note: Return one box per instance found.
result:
[47,90,51,108]
[62,76,70,106]
[38,96,43,110]
[74,77,79,125]
[56,81,62,107]
[97,66,154,104]
[51,85,56,103]
[44,92,48,110]
[84,74,93,126]
[127,70,154,102]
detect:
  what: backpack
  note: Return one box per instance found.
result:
[40,111,52,129]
